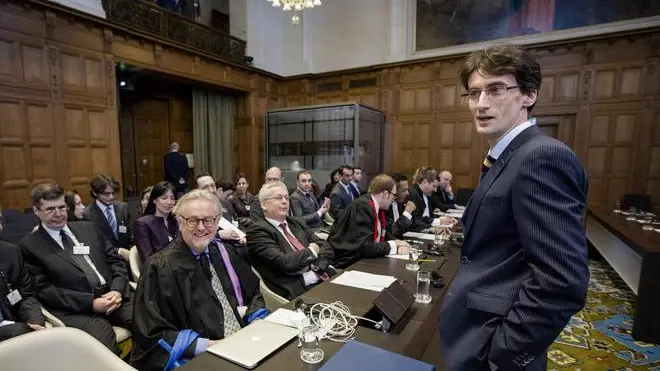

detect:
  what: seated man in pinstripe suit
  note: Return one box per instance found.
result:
[438,44,589,371]
[290,170,330,230]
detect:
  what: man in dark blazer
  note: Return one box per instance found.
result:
[290,170,330,230]
[438,44,589,371]
[329,164,357,219]
[433,170,457,210]
[327,174,410,269]
[163,142,189,196]
[20,183,133,354]
[83,174,134,250]
[385,173,416,238]
[409,167,440,232]
[247,181,335,300]
[0,240,46,341]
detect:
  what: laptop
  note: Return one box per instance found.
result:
[206,319,299,369]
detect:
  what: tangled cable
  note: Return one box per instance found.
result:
[306,301,381,342]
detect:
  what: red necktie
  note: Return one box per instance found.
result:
[279,222,328,281]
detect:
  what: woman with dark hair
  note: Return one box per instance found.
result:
[134,181,178,262]
[230,173,254,219]
[319,168,341,200]
[139,186,153,216]
[64,190,85,222]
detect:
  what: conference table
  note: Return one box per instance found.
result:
[585,206,660,344]
[180,242,462,371]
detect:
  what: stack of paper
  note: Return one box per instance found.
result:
[403,231,435,241]
[330,270,396,292]
[263,308,308,329]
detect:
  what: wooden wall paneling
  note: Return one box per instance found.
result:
[640,101,660,209]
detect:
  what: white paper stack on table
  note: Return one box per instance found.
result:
[330,270,396,292]
[444,208,464,219]
[218,217,246,238]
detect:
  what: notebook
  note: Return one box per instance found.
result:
[206,319,299,369]
[320,340,436,371]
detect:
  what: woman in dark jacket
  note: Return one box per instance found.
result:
[133,181,178,263]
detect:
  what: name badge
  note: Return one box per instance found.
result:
[73,244,90,255]
[168,236,173,242]
[118,225,127,234]
[245,206,251,211]
[7,289,22,306]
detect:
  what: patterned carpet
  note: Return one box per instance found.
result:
[548,259,660,371]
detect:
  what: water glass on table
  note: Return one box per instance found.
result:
[299,324,324,364]
[415,270,432,304]
[406,246,421,271]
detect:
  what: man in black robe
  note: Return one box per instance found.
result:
[131,189,266,371]
[327,174,411,268]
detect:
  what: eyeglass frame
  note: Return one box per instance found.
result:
[264,194,289,202]
[38,205,69,215]
[460,85,521,104]
[179,215,220,229]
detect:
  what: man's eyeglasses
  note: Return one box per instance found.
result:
[180,215,219,229]
[265,177,281,182]
[265,195,289,202]
[40,205,68,215]
[461,85,520,103]
[99,191,117,197]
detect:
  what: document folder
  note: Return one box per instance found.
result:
[319,340,436,371]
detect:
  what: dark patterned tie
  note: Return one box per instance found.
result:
[200,253,241,337]
[480,155,496,180]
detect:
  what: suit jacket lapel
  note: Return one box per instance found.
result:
[37,226,85,273]
[92,203,117,244]
[464,126,541,234]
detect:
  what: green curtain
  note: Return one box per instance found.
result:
[192,89,235,181]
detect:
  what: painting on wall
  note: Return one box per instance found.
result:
[415,0,660,51]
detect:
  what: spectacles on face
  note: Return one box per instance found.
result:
[461,85,520,104]
[265,194,289,202]
[265,177,281,182]
[180,215,219,229]
[40,205,68,215]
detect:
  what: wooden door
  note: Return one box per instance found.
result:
[534,115,576,148]
[132,99,170,193]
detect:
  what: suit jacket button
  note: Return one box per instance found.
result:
[461,256,469,264]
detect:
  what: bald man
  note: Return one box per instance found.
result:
[433,170,457,211]
[249,167,286,220]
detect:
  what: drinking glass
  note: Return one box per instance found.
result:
[626,207,638,221]
[642,215,655,230]
[406,247,421,271]
[415,270,432,304]
[613,200,622,213]
[299,325,324,364]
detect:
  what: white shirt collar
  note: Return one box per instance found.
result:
[42,222,72,243]
[370,195,380,214]
[96,199,113,212]
[266,217,287,229]
[488,118,536,160]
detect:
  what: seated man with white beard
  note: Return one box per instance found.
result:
[131,190,265,371]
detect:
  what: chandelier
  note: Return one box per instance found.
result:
[267,0,322,25]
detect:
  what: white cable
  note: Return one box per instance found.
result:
[306,301,381,342]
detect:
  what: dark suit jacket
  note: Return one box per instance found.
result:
[163,151,188,186]
[290,188,323,229]
[409,184,437,231]
[219,198,235,222]
[432,188,456,211]
[384,202,413,239]
[18,222,130,316]
[327,195,394,269]
[438,126,589,371]
[134,214,178,263]
[329,182,354,219]
[0,241,44,325]
[83,201,133,249]
[246,217,334,300]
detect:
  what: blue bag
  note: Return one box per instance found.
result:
[158,329,200,371]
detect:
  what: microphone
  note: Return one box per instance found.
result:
[431,270,446,288]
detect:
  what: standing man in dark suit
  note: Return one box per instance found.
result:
[163,142,189,197]
[83,174,134,251]
[290,170,330,230]
[438,44,589,371]
[0,239,46,341]
[247,181,335,300]
[20,183,133,354]
[329,164,358,219]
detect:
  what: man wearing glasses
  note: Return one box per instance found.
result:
[247,181,335,300]
[83,174,134,251]
[327,174,411,269]
[132,189,265,371]
[19,183,132,354]
[438,44,589,371]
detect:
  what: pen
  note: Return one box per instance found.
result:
[418,259,436,262]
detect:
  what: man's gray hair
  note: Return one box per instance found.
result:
[258,181,287,203]
[172,189,222,218]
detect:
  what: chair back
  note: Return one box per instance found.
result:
[455,188,475,206]
[0,327,138,371]
[250,267,289,310]
[129,246,142,280]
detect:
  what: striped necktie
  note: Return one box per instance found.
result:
[200,253,241,337]
[105,206,117,237]
[480,155,496,180]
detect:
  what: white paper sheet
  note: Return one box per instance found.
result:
[218,217,246,238]
[388,254,409,260]
[330,270,396,292]
[263,308,308,329]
